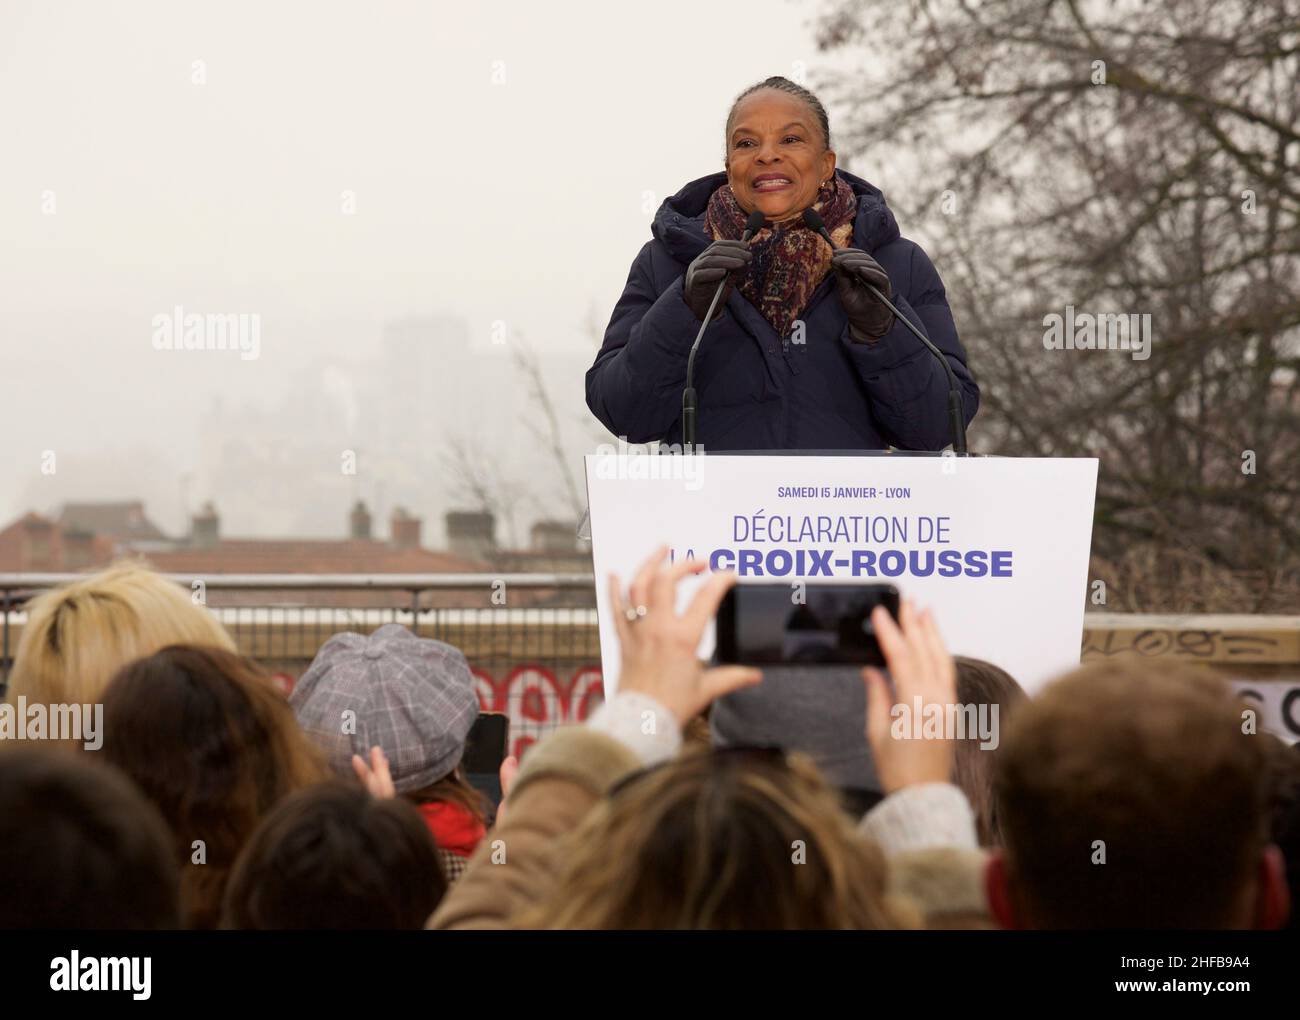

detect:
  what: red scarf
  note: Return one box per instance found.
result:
[417,800,486,857]
[704,173,857,339]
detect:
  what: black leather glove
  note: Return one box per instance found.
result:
[831,247,895,343]
[683,240,752,322]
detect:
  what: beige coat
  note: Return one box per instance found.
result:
[427,727,640,929]
[427,725,995,929]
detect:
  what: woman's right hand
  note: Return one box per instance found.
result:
[683,240,752,322]
[610,545,761,727]
[862,600,959,794]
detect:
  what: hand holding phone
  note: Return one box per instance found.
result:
[862,599,958,794]
[610,545,763,725]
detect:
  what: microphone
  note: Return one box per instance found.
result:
[803,208,969,456]
[682,209,766,453]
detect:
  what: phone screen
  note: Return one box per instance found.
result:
[462,713,509,816]
[714,583,900,667]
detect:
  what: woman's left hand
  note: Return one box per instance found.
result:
[831,247,895,343]
[352,746,396,799]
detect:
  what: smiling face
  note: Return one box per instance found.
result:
[725,89,836,224]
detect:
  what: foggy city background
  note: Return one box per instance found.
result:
[0,0,844,547]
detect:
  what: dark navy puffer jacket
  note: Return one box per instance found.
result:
[585,169,979,451]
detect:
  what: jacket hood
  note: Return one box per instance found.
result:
[650,168,900,265]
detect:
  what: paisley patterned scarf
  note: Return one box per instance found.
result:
[704,173,857,339]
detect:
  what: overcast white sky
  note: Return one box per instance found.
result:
[0,0,859,538]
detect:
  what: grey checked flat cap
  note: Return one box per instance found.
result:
[710,665,881,795]
[290,623,480,793]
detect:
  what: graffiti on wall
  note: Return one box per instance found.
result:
[472,664,605,759]
[1083,628,1284,660]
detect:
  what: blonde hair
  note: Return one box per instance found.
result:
[521,748,918,930]
[7,562,236,708]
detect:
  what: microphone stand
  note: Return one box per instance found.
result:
[682,210,765,453]
[804,210,969,456]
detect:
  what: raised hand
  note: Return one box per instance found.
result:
[861,599,958,793]
[610,544,762,727]
[351,745,396,799]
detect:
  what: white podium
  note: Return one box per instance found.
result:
[584,451,1098,695]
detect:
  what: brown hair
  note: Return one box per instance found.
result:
[521,748,917,929]
[0,746,180,929]
[99,644,327,928]
[952,656,1027,846]
[222,782,446,929]
[7,562,236,712]
[994,660,1271,928]
[403,768,486,824]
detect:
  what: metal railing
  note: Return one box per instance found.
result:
[0,573,604,755]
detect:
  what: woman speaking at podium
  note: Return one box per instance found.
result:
[585,76,980,452]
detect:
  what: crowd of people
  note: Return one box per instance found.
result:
[1,554,1296,929]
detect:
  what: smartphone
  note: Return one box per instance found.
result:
[713,583,900,667]
[462,712,510,815]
